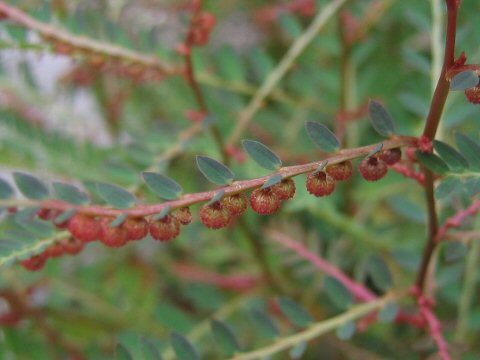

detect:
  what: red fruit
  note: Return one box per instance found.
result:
[68,214,102,242]
[199,202,232,229]
[99,219,128,248]
[46,242,64,258]
[465,84,480,104]
[149,215,180,241]
[306,171,335,197]
[379,148,402,165]
[62,237,84,255]
[221,193,248,216]
[68,214,101,242]
[326,161,353,181]
[174,207,193,225]
[358,156,388,182]
[20,254,47,271]
[271,178,296,201]
[123,217,149,241]
[250,188,281,215]
[37,208,54,220]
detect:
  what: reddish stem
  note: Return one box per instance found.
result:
[420,303,452,360]
[436,199,480,241]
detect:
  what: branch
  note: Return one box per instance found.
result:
[0,137,417,218]
[436,199,480,242]
[420,304,452,360]
[0,2,177,76]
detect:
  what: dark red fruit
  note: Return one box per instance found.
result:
[199,202,232,229]
[250,188,281,215]
[20,254,47,271]
[149,215,180,241]
[271,178,296,201]
[174,207,193,225]
[62,237,84,255]
[465,84,480,104]
[358,156,388,182]
[306,171,335,197]
[221,193,248,216]
[326,161,353,181]
[123,217,149,241]
[67,214,102,243]
[37,208,55,220]
[46,242,64,258]
[99,219,128,247]
[379,148,402,165]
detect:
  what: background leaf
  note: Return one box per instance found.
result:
[196,156,234,185]
[115,343,133,360]
[211,319,241,356]
[53,182,89,205]
[249,309,279,340]
[416,152,449,175]
[170,332,199,360]
[96,183,136,209]
[13,172,49,200]
[0,178,14,199]
[142,172,183,200]
[433,140,468,171]
[305,121,340,152]
[450,70,479,91]
[455,132,480,171]
[368,100,395,137]
[242,140,282,171]
[277,297,313,327]
[140,337,163,360]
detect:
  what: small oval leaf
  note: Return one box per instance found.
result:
[249,309,279,340]
[142,172,183,200]
[140,337,163,360]
[261,175,282,189]
[110,213,128,228]
[368,100,395,137]
[450,70,479,91]
[433,140,468,171]
[152,205,171,221]
[53,182,89,205]
[435,176,462,199]
[54,209,76,225]
[208,190,225,205]
[324,277,353,310]
[115,343,133,360]
[242,140,282,171]
[196,156,234,185]
[277,297,313,327]
[416,151,450,175]
[211,319,241,356]
[17,218,54,238]
[378,303,399,323]
[336,320,356,340]
[455,132,480,171]
[13,172,49,200]
[305,121,340,152]
[96,182,136,209]
[170,332,200,360]
[289,341,307,359]
[0,178,14,199]
[367,255,393,291]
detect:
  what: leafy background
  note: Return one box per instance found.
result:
[1,0,480,359]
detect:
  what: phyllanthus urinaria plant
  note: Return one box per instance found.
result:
[1,0,480,359]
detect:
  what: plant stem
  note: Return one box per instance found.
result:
[416,0,458,293]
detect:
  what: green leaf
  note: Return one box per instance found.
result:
[126,143,154,167]
[54,209,76,225]
[170,332,199,360]
[261,175,282,189]
[196,156,234,185]
[115,343,133,360]
[450,70,479,91]
[465,176,480,196]
[211,319,241,356]
[0,178,14,199]
[142,172,183,200]
[242,140,282,171]
[435,176,462,199]
[110,213,128,228]
[324,277,353,310]
[305,121,340,152]
[367,255,393,291]
[207,190,225,205]
[455,132,480,171]
[13,172,49,200]
[336,321,356,340]
[433,140,468,171]
[277,297,313,327]
[443,242,468,262]
[368,100,395,137]
[416,151,449,175]
[249,309,279,340]
[52,182,89,205]
[378,303,399,323]
[289,341,307,359]
[16,218,54,238]
[96,183,136,209]
[152,205,171,221]
[140,337,163,360]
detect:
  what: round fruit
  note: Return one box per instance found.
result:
[20,254,47,271]
[199,202,232,229]
[67,214,102,243]
[62,237,84,255]
[358,156,388,182]
[306,171,336,197]
[149,215,181,241]
[326,161,353,181]
[123,217,149,241]
[250,188,281,215]
[271,178,296,201]
[465,84,480,104]
[379,148,402,165]
[221,194,248,216]
[174,207,193,225]
[99,219,129,247]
